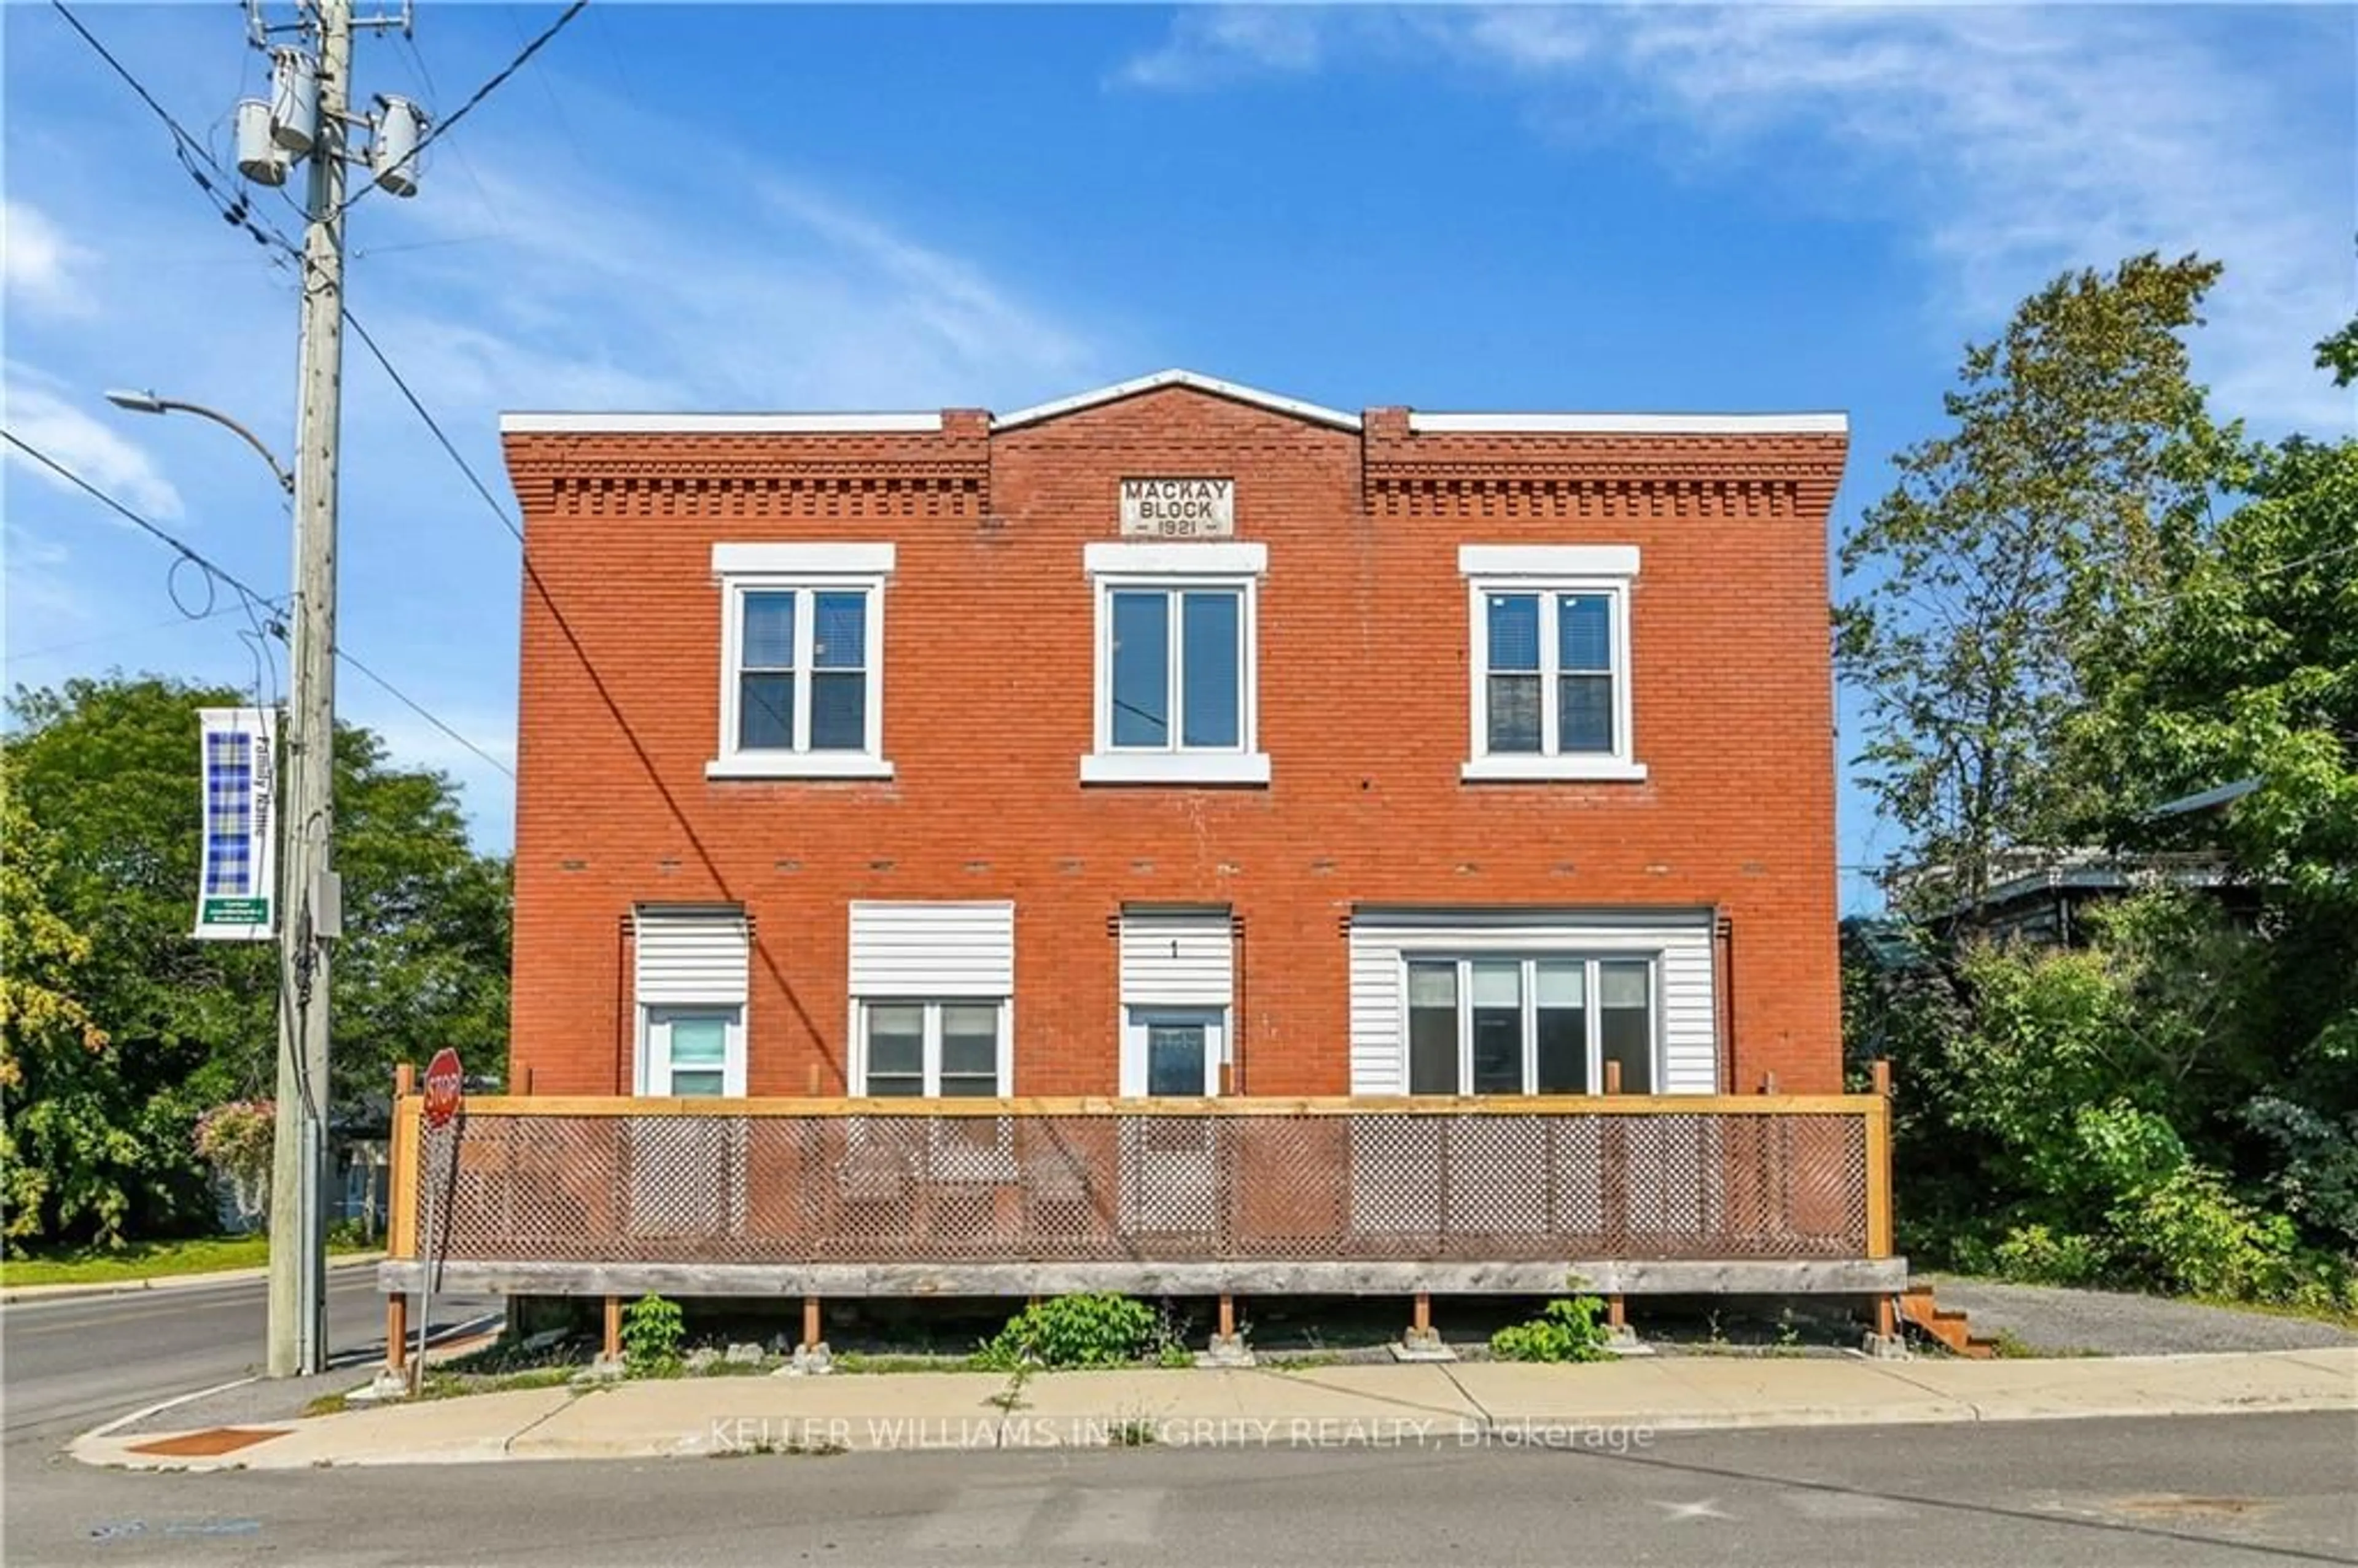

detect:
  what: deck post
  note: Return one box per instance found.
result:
[604,1295,623,1360]
[1391,1289,1453,1361]
[791,1293,833,1376]
[375,1065,419,1390]
[1603,1060,1622,1095]
[1866,1058,1896,1261]
[1202,1290,1253,1367]
[384,1293,408,1374]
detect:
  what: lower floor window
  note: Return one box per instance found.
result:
[858,999,1008,1096]
[1405,956,1654,1095]
[1121,1007,1225,1096]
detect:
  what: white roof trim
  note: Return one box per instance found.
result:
[712,542,895,576]
[995,370,1361,433]
[500,411,943,435]
[1460,545,1640,578]
[1085,541,1268,577]
[1409,411,1848,435]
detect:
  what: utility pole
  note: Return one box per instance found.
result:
[236,0,424,1379]
[266,0,351,1381]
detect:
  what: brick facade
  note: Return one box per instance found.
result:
[502,377,1848,1098]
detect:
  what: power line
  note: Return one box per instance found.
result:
[8,600,265,664]
[345,0,588,216]
[342,306,524,540]
[1,431,514,782]
[4,428,281,608]
[50,1,303,263]
[335,646,516,780]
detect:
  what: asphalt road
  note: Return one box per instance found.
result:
[6,1412,2354,1566]
[1,1268,495,1448]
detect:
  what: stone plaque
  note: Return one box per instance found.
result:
[1119,478,1234,538]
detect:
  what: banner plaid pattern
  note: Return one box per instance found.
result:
[204,731,254,898]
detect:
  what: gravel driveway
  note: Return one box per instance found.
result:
[1928,1276,2358,1356]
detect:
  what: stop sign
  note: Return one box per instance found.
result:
[422,1047,464,1129]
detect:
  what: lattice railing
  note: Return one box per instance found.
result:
[389,1096,1889,1267]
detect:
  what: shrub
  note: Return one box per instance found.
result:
[1985,1224,2111,1286]
[1489,1296,1612,1364]
[621,1292,685,1375]
[976,1293,1156,1370]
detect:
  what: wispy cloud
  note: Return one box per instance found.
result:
[2,361,185,519]
[1118,4,2357,431]
[2,198,98,318]
[4,9,1126,847]
[1116,7,1332,91]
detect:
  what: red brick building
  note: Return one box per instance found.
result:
[499,370,1849,1110]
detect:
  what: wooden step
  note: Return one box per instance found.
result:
[1898,1284,1998,1359]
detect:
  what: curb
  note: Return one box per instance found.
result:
[73,1387,2358,1472]
[1,1251,386,1305]
[65,1308,508,1468]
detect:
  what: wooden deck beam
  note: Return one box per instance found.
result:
[380,1257,1909,1300]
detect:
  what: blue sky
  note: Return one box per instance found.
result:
[6,4,2354,910]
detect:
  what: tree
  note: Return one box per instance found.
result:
[0,754,168,1246]
[1837,253,2232,906]
[2065,423,2358,1237]
[2,675,511,1245]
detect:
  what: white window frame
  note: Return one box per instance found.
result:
[1460,544,1645,782]
[1397,953,1659,1095]
[850,998,1013,1096]
[1082,541,1270,785]
[707,543,893,780]
[1119,1006,1227,1096]
[637,1004,747,1097]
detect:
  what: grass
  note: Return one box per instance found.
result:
[2187,1294,2358,1332]
[2,1233,375,1287]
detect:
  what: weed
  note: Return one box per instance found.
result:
[621,1294,685,1377]
[1490,1296,1612,1364]
[976,1294,1157,1370]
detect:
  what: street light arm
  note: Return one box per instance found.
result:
[104,389,297,495]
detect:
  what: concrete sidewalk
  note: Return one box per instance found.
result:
[72,1347,2358,1471]
[1,1251,384,1305]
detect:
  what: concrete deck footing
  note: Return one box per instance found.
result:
[1391,1327,1458,1362]
[1196,1333,1256,1369]
[779,1342,834,1376]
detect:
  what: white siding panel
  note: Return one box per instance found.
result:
[633,906,750,1006]
[1118,910,1233,1007]
[1346,910,1718,1095]
[849,901,1015,998]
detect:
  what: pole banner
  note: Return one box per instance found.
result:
[193,706,279,941]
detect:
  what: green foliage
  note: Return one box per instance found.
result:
[1838,252,2232,906]
[974,1293,1159,1370]
[0,676,510,1248]
[2240,1098,2358,1249]
[621,1293,685,1375]
[1853,892,2351,1305]
[1488,1296,1612,1364]
[2,753,165,1248]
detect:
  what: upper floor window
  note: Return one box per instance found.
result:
[1460,545,1645,782]
[1082,542,1270,786]
[708,543,893,780]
